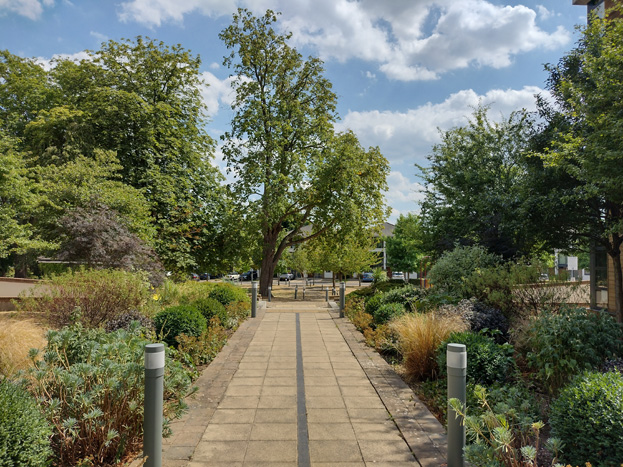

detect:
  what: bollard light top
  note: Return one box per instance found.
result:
[447,343,466,353]
[446,343,467,369]
[252,281,258,288]
[145,343,165,353]
[145,343,165,369]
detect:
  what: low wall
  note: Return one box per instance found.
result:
[0,277,46,311]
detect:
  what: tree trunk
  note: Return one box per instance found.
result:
[608,236,623,323]
[259,230,278,297]
[259,254,275,298]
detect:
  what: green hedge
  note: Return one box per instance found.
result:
[437,331,516,386]
[154,305,207,347]
[550,371,623,466]
[0,379,52,467]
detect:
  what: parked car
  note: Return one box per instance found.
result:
[199,272,210,280]
[226,272,240,280]
[392,272,405,281]
[279,273,294,281]
[361,272,374,282]
[190,273,200,281]
[241,270,258,281]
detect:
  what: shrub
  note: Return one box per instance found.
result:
[17,268,149,329]
[0,379,52,467]
[105,309,154,333]
[450,385,561,467]
[22,323,192,467]
[468,301,509,342]
[391,313,467,381]
[550,371,623,466]
[373,302,406,325]
[372,267,388,283]
[437,331,517,386]
[364,293,385,320]
[428,244,500,298]
[224,301,250,330]
[177,319,229,366]
[0,319,46,377]
[381,284,425,312]
[344,297,373,332]
[436,298,509,342]
[516,307,623,394]
[361,324,398,356]
[154,306,207,348]
[208,283,249,307]
[192,297,227,325]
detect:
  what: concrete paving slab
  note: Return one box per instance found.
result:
[153,300,446,467]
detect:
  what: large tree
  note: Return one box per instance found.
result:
[0,129,51,268]
[539,10,623,321]
[0,39,226,273]
[220,9,389,295]
[386,213,425,281]
[417,106,566,260]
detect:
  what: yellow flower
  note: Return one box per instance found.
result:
[152,294,160,301]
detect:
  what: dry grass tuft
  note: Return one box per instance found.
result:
[0,317,47,377]
[391,312,467,381]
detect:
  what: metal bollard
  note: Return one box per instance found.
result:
[267,286,272,302]
[251,281,258,318]
[339,282,345,318]
[447,343,467,467]
[144,344,165,467]
[332,286,336,296]
[303,288,306,300]
[325,287,329,302]
[294,285,298,300]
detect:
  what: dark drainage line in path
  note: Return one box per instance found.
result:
[296,313,311,467]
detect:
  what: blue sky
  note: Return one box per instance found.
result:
[0,0,587,222]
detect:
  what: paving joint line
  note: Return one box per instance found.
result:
[295,312,311,467]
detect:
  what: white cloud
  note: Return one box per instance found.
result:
[536,5,554,20]
[200,71,250,118]
[384,171,425,222]
[114,0,571,80]
[117,0,236,27]
[90,31,109,43]
[0,0,53,20]
[338,85,544,166]
[35,50,91,71]
[385,171,425,205]
[277,0,570,81]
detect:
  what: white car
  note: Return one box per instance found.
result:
[226,272,240,280]
[279,273,294,281]
[392,272,405,281]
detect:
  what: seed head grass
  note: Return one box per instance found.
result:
[391,312,467,381]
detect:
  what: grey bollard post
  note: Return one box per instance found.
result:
[325,287,329,302]
[294,285,298,300]
[251,281,258,318]
[332,286,336,296]
[267,286,272,302]
[339,282,346,318]
[144,344,165,467]
[447,343,467,467]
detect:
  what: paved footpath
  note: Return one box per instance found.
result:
[156,301,447,467]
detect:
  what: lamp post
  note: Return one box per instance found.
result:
[144,344,165,467]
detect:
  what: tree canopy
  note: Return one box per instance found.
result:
[539,11,623,320]
[386,213,425,280]
[220,9,389,294]
[0,38,226,274]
